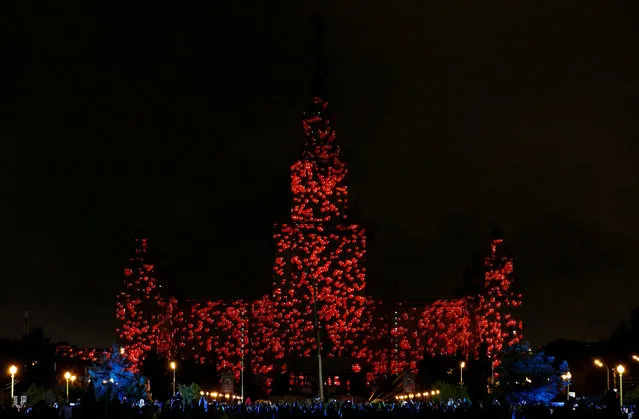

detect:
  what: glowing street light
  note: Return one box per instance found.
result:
[617,365,625,407]
[64,372,76,403]
[460,361,466,385]
[632,355,639,362]
[594,359,610,391]
[170,362,177,396]
[305,268,324,402]
[561,372,572,401]
[9,365,17,406]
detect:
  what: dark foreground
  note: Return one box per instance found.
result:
[0,400,633,419]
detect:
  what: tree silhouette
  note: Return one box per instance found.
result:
[497,342,568,404]
[432,380,469,401]
[88,345,147,401]
[22,328,56,387]
[177,382,201,405]
[417,355,457,386]
[141,350,169,400]
[463,343,492,401]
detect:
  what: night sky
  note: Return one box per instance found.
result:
[3,1,638,348]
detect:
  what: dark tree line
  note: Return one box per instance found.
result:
[544,304,639,401]
[0,328,57,388]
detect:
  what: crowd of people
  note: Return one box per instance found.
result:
[0,397,635,419]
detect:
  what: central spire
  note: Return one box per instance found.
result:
[313,15,326,98]
[300,16,340,163]
[290,15,347,223]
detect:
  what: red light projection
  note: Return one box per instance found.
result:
[56,346,107,363]
[369,302,423,375]
[115,239,161,371]
[271,224,368,360]
[475,238,523,362]
[291,97,347,224]
[419,299,473,358]
[156,296,180,360]
[102,95,524,390]
[175,300,249,381]
[366,300,472,375]
[271,96,370,371]
[249,295,275,374]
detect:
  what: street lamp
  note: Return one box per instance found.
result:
[594,359,610,391]
[240,306,246,404]
[64,372,77,403]
[617,365,625,408]
[305,268,324,402]
[460,361,466,385]
[632,355,639,362]
[9,365,17,406]
[170,362,177,396]
[101,378,114,418]
[561,372,572,401]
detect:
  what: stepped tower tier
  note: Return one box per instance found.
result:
[291,97,348,224]
[115,239,162,369]
[272,95,369,363]
[475,236,524,359]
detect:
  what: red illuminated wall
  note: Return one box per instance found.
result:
[56,345,107,363]
[249,295,275,372]
[109,241,521,385]
[177,300,249,380]
[368,302,424,375]
[156,296,180,360]
[366,299,473,376]
[419,299,473,358]
[272,225,368,359]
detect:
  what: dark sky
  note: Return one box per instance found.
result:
[2,1,638,348]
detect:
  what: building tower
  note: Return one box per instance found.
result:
[271,30,370,365]
[475,235,523,361]
[115,239,162,370]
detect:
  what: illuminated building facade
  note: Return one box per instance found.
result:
[101,93,524,392]
[271,96,370,364]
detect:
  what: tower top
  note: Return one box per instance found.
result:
[312,15,326,98]
[300,16,340,162]
[135,238,149,254]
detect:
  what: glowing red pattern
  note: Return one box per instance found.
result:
[291,97,347,223]
[109,97,523,391]
[115,239,161,371]
[475,238,523,366]
[366,300,470,375]
[271,224,368,360]
[56,346,108,363]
